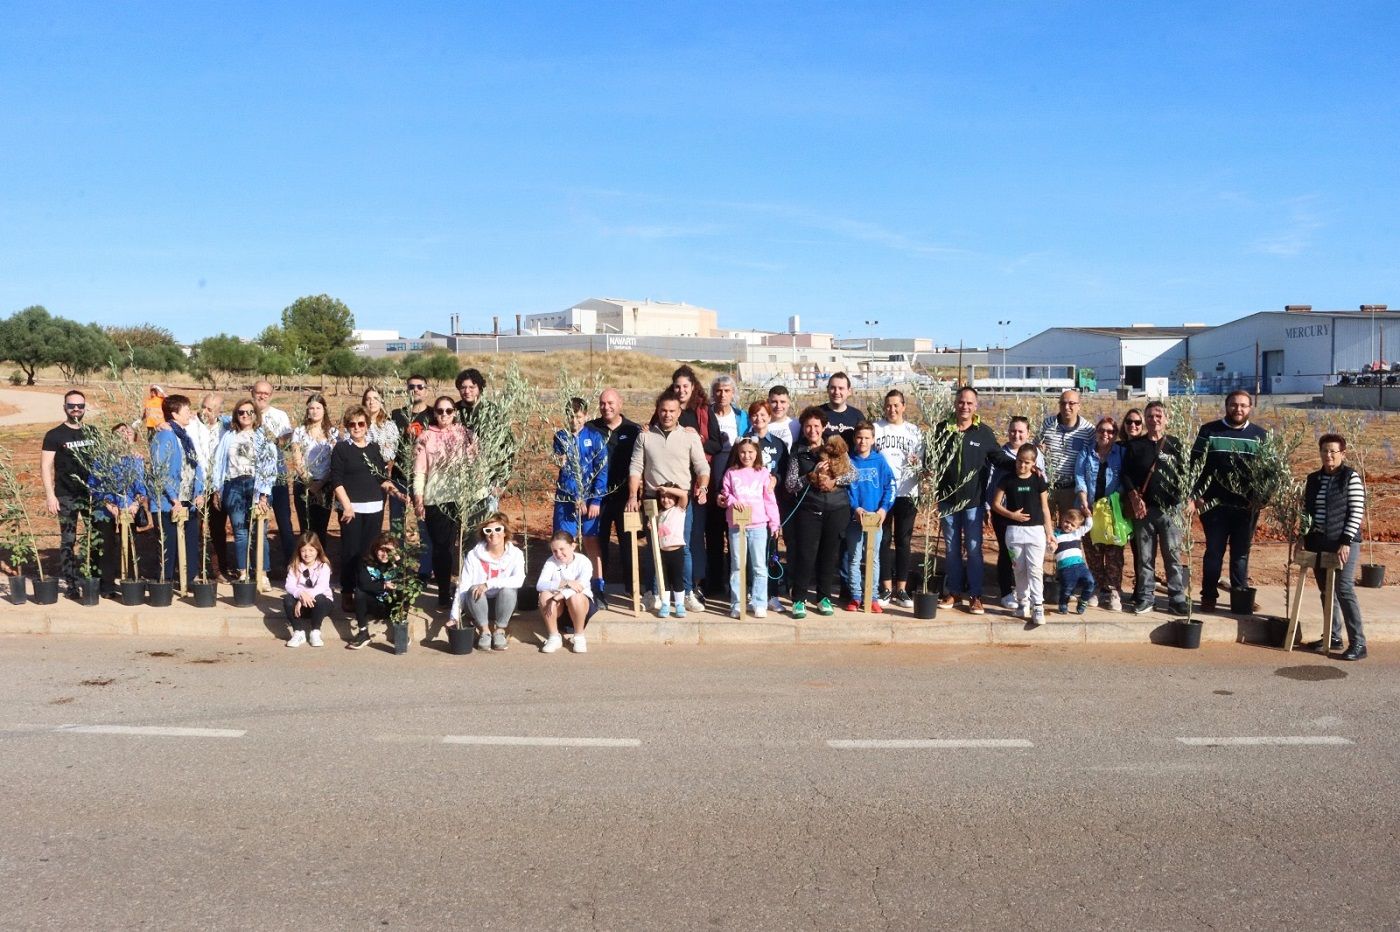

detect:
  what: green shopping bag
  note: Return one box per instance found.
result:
[1090,492,1131,546]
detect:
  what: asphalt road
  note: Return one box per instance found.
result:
[2,637,1397,930]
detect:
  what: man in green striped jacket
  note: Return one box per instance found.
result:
[1190,390,1268,611]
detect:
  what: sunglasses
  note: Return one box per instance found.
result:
[1098,427,1117,434]
[481,526,505,535]
[434,408,455,415]
[347,420,367,428]
[407,383,426,391]
[65,402,86,409]
[1124,420,1142,426]
[235,410,255,417]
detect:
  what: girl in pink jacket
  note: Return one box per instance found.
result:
[718,439,781,619]
[283,532,334,647]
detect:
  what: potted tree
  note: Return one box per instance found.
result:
[230,505,263,607]
[188,493,218,608]
[385,528,425,655]
[142,438,177,607]
[1225,414,1311,645]
[906,380,960,619]
[1163,392,1212,648]
[0,446,54,603]
[1345,414,1386,588]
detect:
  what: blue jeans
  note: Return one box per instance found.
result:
[1057,562,1096,607]
[940,505,985,599]
[728,525,769,611]
[842,520,883,604]
[270,482,295,567]
[1317,543,1365,650]
[222,477,269,574]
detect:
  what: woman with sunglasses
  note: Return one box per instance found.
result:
[210,402,278,580]
[413,396,476,607]
[282,532,333,647]
[289,393,339,541]
[448,512,525,651]
[330,405,405,612]
[1118,408,1146,589]
[1075,416,1128,611]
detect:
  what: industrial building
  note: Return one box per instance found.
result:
[1003,325,1211,393]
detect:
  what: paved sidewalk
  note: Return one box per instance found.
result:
[3,577,1394,647]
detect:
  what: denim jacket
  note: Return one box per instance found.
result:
[1075,443,1125,505]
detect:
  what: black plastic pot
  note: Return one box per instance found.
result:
[390,622,410,655]
[76,577,101,606]
[231,580,258,607]
[31,577,60,605]
[190,580,217,608]
[1262,616,1289,648]
[912,592,939,620]
[447,625,474,654]
[9,576,27,605]
[1176,619,1203,649]
[147,580,174,607]
[1359,564,1386,588]
[1229,587,1257,614]
[120,579,145,606]
[1042,578,1061,604]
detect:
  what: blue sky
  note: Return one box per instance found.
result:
[3,1,1397,347]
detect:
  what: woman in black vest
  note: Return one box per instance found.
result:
[1302,433,1366,660]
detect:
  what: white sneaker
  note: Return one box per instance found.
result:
[572,634,587,654]
[308,629,324,648]
[1107,590,1123,612]
[768,597,784,614]
[752,604,767,618]
[541,633,563,653]
[1031,606,1045,627]
[286,630,306,648]
[685,591,705,613]
[729,607,741,619]
[1000,593,1018,610]
[1015,602,1029,620]
[644,591,660,613]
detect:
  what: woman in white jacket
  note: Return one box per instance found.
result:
[537,530,594,654]
[448,511,525,652]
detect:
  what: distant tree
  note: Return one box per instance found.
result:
[106,324,186,375]
[419,350,460,383]
[259,352,296,380]
[0,305,65,384]
[51,321,117,383]
[281,294,354,369]
[256,324,291,354]
[321,347,364,394]
[105,324,177,348]
[192,334,262,389]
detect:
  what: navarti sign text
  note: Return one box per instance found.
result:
[1284,323,1329,339]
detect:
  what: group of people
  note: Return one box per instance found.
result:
[33,371,1369,661]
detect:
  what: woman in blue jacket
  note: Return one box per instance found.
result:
[150,394,207,587]
[1074,415,1127,611]
[209,401,278,580]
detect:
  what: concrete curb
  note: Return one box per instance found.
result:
[2,588,1394,646]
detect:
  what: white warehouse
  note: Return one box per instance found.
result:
[1180,305,1398,395]
[1004,325,1211,393]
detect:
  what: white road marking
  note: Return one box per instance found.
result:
[53,725,246,738]
[441,735,641,748]
[1176,736,1354,747]
[827,739,1034,749]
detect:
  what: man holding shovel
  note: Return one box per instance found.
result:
[627,391,709,612]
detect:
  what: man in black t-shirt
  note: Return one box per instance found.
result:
[40,390,98,592]
[819,371,865,447]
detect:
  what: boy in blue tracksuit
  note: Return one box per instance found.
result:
[552,398,609,591]
[843,421,896,612]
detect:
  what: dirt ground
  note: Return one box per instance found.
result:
[3,378,1397,592]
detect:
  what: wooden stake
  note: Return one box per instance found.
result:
[173,506,189,595]
[642,498,665,598]
[254,503,269,592]
[119,511,133,582]
[732,505,753,616]
[623,510,643,616]
[860,511,883,613]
